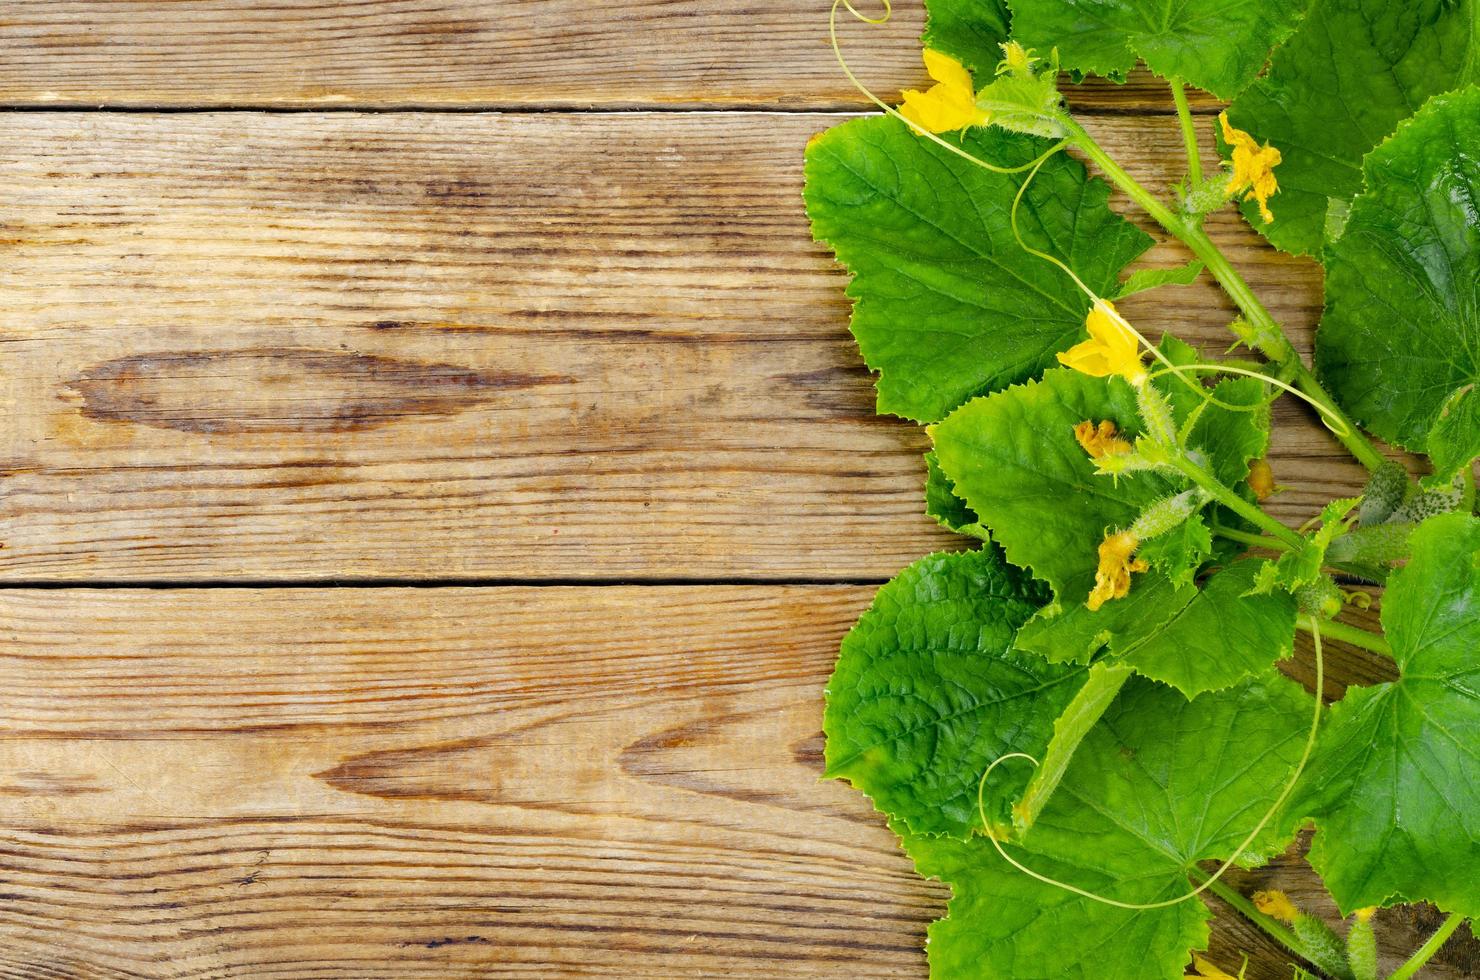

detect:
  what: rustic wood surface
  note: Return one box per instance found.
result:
[0,3,1472,979]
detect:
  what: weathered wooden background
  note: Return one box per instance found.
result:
[0,2,1473,978]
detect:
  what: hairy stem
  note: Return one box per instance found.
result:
[1387,913,1466,980]
[1168,77,1203,187]
[1297,615,1393,658]
[1195,874,1315,966]
[1061,119,1389,473]
[1168,454,1306,550]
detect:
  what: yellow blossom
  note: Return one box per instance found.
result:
[899,50,990,134]
[1057,299,1148,386]
[1073,419,1133,459]
[1220,112,1282,223]
[1186,955,1246,980]
[1087,530,1148,611]
[1354,907,1377,923]
[1247,458,1275,500]
[996,41,1038,77]
[1253,889,1300,924]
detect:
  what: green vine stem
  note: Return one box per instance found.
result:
[1193,873,1316,966]
[1059,118,1390,474]
[1212,524,1292,552]
[1167,453,1307,550]
[1168,77,1203,187]
[1296,615,1393,658]
[1387,912,1466,980]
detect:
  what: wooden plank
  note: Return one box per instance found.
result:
[0,1,1221,110]
[0,111,1372,580]
[0,587,1472,978]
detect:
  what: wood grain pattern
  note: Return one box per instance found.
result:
[0,587,1472,979]
[0,110,1374,580]
[0,1,1220,111]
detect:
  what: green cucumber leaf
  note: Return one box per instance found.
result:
[1117,560,1297,698]
[932,368,1182,606]
[924,451,990,540]
[1113,260,1204,300]
[905,675,1313,978]
[1015,570,1194,664]
[823,550,1085,839]
[804,117,1152,422]
[1425,383,1480,484]
[1225,0,1478,255]
[1299,513,1480,917]
[1315,86,1480,461]
[1006,0,1312,100]
[1155,336,1272,489]
[922,0,1013,76]
[1249,497,1359,595]
[1137,513,1214,588]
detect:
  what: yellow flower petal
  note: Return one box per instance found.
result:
[1253,889,1300,924]
[1187,954,1244,979]
[1056,299,1147,386]
[1087,530,1147,611]
[1073,419,1133,459]
[898,49,990,133]
[1219,112,1282,223]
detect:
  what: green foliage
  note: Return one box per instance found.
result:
[932,368,1180,605]
[1316,86,1480,466]
[1007,0,1311,99]
[804,117,1151,422]
[806,2,1479,973]
[823,550,1079,838]
[1298,514,1480,917]
[905,676,1312,978]
[923,451,989,539]
[1225,0,1478,255]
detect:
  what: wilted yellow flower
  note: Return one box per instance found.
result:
[1220,112,1282,223]
[1087,530,1147,611]
[1057,300,1148,386]
[1073,419,1133,459]
[1253,889,1300,924]
[1247,458,1275,500]
[996,41,1038,77]
[899,50,990,133]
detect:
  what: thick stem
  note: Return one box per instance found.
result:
[1169,77,1203,187]
[1169,454,1306,550]
[1387,913,1466,980]
[1297,615,1393,658]
[1195,874,1315,966]
[1062,120,1389,474]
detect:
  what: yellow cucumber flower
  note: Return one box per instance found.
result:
[1247,458,1276,500]
[1087,530,1148,611]
[1185,955,1245,979]
[1073,419,1133,459]
[1220,112,1282,223]
[1252,889,1300,924]
[899,50,990,134]
[1057,299,1148,386]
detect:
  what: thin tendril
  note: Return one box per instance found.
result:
[976,623,1324,911]
[829,0,1055,176]
[1146,362,1353,436]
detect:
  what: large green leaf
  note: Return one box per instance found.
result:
[905,675,1313,979]
[932,368,1182,606]
[1299,513,1480,917]
[922,0,1013,75]
[823,550,1085,838]
[1315,87,1480,472]
[804,118,1152,422]
[1226,0,1478,255]
[1007,0,1311,100]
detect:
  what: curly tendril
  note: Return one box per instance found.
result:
[976,621,1324,911]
